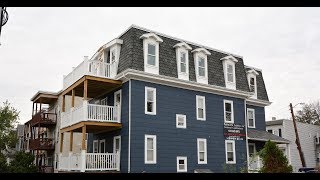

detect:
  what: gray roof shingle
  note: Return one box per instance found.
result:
[118,26,269,101]
[248,129,290,144]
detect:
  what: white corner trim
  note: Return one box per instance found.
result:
[246,69,260,76]
[191,47,211,55]
[140,32,163,43]
[128,80,131,173]
[220,55,239,63]
[115,69,253,100]
[173,42,192,50]
[246,98,272,107]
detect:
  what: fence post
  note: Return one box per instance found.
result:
[80,150,86,172]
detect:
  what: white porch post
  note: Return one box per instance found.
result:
[116,151,120,171]
[80,150,86,172]
[59,153,62,171]
[287,143,291,165]
[83,101,88,120]
[68,152,72,171]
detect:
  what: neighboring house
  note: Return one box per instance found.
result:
[266,119,320,172]
[28,25,284,173]
[15,124,25,152]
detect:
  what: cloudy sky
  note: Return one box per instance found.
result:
[0,7,319,124]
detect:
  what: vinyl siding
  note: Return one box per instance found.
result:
[129,79,247,173]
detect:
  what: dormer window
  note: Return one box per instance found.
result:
[173,42,192,81]
[140,33,163,75]
[246,69,259,99]
[147,44,156,66]
[221,55,238,90]
[192,48,211,84]
[180,52,187,73]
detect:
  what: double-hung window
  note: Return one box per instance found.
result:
[249,77,255,93]
[147,44,156,66]
[145,87,156,115]
[198,57,206,77]
[177,156,187,172]
[247,108,255,128]
[227,63,234,83]
[180,52,187,73]
[196,95,206,120]
[145,135,157,164]
[197,138,207,164]
[224,100,234,123]
[225,140,236,164]
[176,114,186,128]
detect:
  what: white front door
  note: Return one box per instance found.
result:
[114,90,122,122]
[113,136,121,155]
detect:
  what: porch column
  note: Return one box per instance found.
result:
[80,125,86,172]
[32,102,35,116]
[60,133,64,153]
[84,80,88,101]
[287,143,291,165]
[39,103,42,111]
[69,131,73,151]
[35,103,38,114]
[71,89,75,108]
[62,95,65,112]
[69,131,73,171]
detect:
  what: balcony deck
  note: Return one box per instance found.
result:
[29,138,55,150]
[60,102,122,133]
[63,59,118,90]
[30,111,57,127]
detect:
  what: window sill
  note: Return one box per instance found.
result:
[145,64,158,69]
[248,126,256,129]
[145,112,157,115]
[226,161,236,164]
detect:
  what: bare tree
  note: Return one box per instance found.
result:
[295,101,320,125]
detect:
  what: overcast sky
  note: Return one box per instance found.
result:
[0,7,320,124]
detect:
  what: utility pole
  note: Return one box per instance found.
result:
[0,7,9,45]
[289,103,306,167]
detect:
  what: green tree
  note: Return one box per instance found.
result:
[258,140,292,173]
[8,152,38,173]
[0,100,19,150]
[295,101,320,125]
[0,152,8,173]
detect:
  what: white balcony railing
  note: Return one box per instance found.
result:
[59,152,120,172]
[61,102,120,129]
[63,59,115,90]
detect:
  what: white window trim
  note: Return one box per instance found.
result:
[247,74,257,99]
[247,108,255,128]
[225,62,236,86]
[176,114,187,129]
[197,138,207,164]
[177,156,187,172]
[176,48,189,81]
[145,87,156,115]
[224,100,234,124]
[113,135,121,155]
[114,89,122,122]
[195,53,208,81]
[225,140,236,164]
[93,140,99,153]
[145,135,157,164]
[99,139,105,153]
[196,95,206,121]
[248,143,256,157]
[142,38,160,75]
